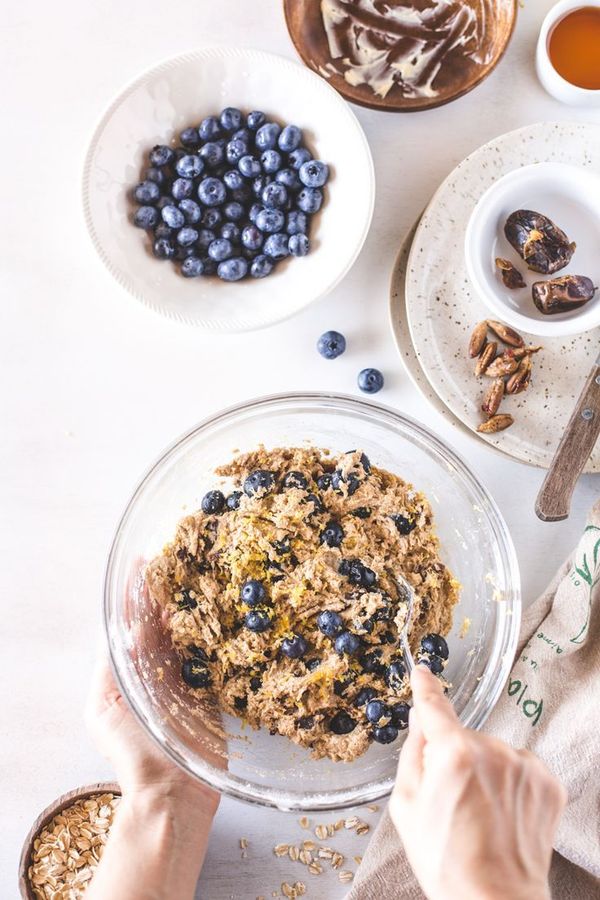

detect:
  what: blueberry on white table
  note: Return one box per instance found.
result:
[317,330,346,359]
[278,124,302,152]
[358,367,384,393]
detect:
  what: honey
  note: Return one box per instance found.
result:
[548,6,600,90]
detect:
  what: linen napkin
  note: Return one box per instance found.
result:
[348,502,600,900]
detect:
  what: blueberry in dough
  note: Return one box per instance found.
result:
[243,470,276,497]
[329,710,356,735]
[390,702,410,730]
[392,514,416,535]
[182,657,211,688]
[244,609,272,633]
[240,580,267,607]
[320,520,344,548]
[372,724,398,744]
[282,470,308,490]
[385,660,407,691]
[201,490,225,514]
[334,631,361,656]
[421,633,449,659]
[418,655,445,675]
[281,634,308,659]
[354,687,377,707]
[317,610,343,638]
[365,699,390,725]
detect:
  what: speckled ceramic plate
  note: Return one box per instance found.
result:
[405,121,600,472]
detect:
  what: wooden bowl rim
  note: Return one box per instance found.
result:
[18,781,121,899]
[283,0,519,113]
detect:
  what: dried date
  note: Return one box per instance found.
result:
[532,275,596,315]
[495,257,526,289]
[504,209,575,274]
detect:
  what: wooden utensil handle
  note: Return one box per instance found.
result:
[536,364,600,522]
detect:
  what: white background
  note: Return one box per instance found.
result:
[2,1,600,897]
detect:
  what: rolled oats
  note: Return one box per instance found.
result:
[27,792,120,900]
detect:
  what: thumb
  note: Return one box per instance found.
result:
[409,665,460,742]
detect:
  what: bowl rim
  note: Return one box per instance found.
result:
[464,161,600,337]
[104,391,521,811]
[81,45,376,333]
[18,782,121,899]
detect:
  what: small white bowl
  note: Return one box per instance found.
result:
[82,47,375,332]
[464,162,600,337]
[536,0,600,107]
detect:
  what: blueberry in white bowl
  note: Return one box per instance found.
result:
[83,47,374,331]
[131,107,330,284]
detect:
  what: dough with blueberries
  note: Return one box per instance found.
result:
[145,447,459,762]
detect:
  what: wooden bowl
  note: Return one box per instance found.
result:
[18,782,120,899]
[283,0,518,112]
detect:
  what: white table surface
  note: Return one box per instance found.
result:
[3,1,600,897]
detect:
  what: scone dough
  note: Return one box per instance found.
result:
[145,447,459,762]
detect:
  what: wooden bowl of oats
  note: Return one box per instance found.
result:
[18,782,121,900]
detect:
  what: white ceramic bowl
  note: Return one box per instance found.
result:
[82,47,375,332]
[464,162,600,337]
[536,0,600,106]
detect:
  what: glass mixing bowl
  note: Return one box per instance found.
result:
[105,393,521,811]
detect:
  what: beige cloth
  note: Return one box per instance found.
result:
[349,502,600,900]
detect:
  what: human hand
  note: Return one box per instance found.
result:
[85,654,219,814]
[390,666,566,900]
[85,656,219,900]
